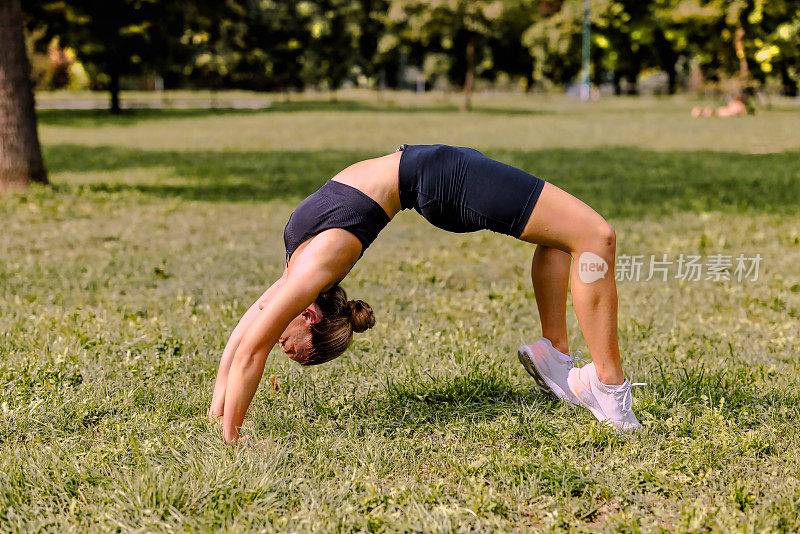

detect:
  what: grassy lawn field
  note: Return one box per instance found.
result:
[2,94,799,531]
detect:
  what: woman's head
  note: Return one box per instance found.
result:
[278,285,375,366]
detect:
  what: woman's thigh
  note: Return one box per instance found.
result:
[518,182,612,254]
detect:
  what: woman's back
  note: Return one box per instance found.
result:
[330,150,403,218]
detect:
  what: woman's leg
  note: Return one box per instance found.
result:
[531,245,571,355]
[520,182,623,385]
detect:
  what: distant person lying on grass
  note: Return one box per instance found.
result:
[209,144,645,443]
[692,93,751,118]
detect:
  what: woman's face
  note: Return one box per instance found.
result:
[278,305,320,362]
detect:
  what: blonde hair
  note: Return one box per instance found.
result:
[296,285,375,366]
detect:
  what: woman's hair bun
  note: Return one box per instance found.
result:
[347,300,375,333]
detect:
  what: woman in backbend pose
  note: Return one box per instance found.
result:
[209,144,643,442]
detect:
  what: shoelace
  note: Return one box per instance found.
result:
[568,350,590,368]
[611,380,647,413]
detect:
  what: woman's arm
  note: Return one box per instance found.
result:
[222,276,318,442]
[208,270,287,423]
[221,230,362,443]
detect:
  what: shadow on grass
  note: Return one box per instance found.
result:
[260,99,551,116]
[298,366,548,433]
[45,145,370,202]
[44,144,800,215]
[489,147,800,218]
[37,107,264,127]
[289,362,799,445]
[36,101,549,127]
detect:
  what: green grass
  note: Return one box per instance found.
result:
[37,92,800,153]
[2,95,800,531]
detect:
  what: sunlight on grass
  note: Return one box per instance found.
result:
[37,95,800,153]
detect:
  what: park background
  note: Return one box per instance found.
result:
[2,0,800,532]
[15,0,800,112]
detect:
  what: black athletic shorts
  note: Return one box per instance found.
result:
[397,144,545,238]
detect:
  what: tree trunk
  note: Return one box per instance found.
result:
[780,64,797,97]
[109,66,121,114]
[0,0,47,190]
[654,29,678,94]
[524,66,535,93]
[461,36,474,113]
[734,25,749,88]
[689,58,703,94]
[626,59,640,95]
[666,65,677,95]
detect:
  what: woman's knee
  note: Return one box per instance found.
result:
[577,220,616,258]
[597,221,616,251]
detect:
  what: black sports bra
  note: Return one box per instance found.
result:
[283,180,390,262]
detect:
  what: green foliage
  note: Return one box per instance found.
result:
[28,1,166,83]
[525,0,672,91]
[23,0,207,111]
[1,96,800,529]
[652,0,800,86]
[184,0,388,91]
[382,0,538,88]
[524,0,800,93]
[523,0,585,87]
[21,0,800,96]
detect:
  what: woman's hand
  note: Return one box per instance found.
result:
[207,408,223,430]
[234,434,270,451]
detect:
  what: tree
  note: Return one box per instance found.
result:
[647,0,711,94]
[762,2,800,96]
[652,0,800,95]
[298,0,382,94]
[183,0,308,91]
[594,0,656,94]
[29,0,171,113]
[384,0,530,111]
[724,0,800,94]
[181,0,385,93]
[0,0,47,190]
[522,1,585,88]
[525,0,660,95]
[484,1,540,90]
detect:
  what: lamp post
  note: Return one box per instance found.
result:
[580,0,591,101]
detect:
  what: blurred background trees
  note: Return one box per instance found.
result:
[13,0,800,104]
[2,0,797,190]
[381,0,539,110]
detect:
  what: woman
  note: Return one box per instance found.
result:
[209,144,643,442]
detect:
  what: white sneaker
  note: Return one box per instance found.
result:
[567,362,644,432]
[517,338,582,405]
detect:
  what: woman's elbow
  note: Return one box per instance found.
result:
[231,346,264,373]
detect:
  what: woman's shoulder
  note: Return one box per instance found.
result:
[286,229,362,283]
